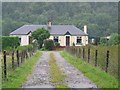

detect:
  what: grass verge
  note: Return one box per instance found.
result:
[60,51,118,88]
[49,53,68,88]
[2,51,42,88]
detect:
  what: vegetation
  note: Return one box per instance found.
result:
[44,39,54,50]
[2,51,42,88]
[32,28,50,48]
[16,44,33,52]
[2,2,118,37]
[108,33,120,45]
[49,53,67,88]
[54,42,60,47]
[60,51,118,88]
[0,36,20,51]
[100,33,120,46]
[66,45,119,78]
[56,84,68,88]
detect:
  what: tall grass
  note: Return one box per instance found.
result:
[60,51,118,88]
[65,45,119,78]
[2,51,42,88]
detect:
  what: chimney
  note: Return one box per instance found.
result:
[84,25,87,34]
[48,21,52,28]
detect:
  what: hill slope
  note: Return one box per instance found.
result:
[2,2,118,37]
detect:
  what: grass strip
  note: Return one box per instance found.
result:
[49,53,69,88]
[60,51,118,88]
[2,51,42,88]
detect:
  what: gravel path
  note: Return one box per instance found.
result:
[22,51,54,88]
[53,51,98,89]
[21,51,98,89]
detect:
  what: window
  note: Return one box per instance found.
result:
[54,36,58,42]
[77,36,82,44]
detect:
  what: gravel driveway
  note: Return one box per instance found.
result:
[53,51,98,89]
[22,51,54,88]
[21,51,98,89]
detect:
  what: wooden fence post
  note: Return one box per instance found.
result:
[88,48,90,63]
[95,50,98,67]
[26,50,28,59]
[82,48,85,60]
[21,52,23,63]
[79,48,81,58]
[3,50,7,79]
[12,50,14,69]
[105,50,109,72]
[16,50,19,67]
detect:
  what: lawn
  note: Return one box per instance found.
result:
[60,51,118,89]
[2,51,42,88]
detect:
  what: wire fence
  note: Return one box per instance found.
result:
[1,47,37,80]
[65,45,118,78]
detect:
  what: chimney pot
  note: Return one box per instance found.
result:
[48,21,52,27]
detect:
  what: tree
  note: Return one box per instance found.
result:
[32,28,50,48]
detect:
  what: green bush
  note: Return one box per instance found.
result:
[54,42,60,47]
[108,33,120,45]
[1,36,20,50]
[44,39,54,50]
[16,44,33,52]
[100,37,108,45]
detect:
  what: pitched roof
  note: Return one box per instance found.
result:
[10,25,88,36]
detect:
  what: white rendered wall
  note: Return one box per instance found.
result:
[82,36,88,46]
[21,35,29,46]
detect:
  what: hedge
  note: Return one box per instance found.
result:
[0,36,20,51]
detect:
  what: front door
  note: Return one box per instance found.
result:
[66,36,70,46]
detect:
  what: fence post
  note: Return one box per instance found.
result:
[82,48,85,60]
[3,50,7,79]
[95,50,98,67]
[105,50,109,72]
[26,50,28,59]
[88,48,90,63]
[20,52,23,63]
[12,50,14,69]
[16,50,19,67]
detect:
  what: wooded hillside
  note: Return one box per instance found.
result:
[2,2,118,37]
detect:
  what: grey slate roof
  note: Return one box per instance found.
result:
[10,25,88,36]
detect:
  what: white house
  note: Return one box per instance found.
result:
[10,22,88,46]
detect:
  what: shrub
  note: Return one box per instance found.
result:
[108,33,120,45]
[44,39,54,50]
[16,44,33,52]
[54,42,60,47]
[72,42,75,46]
[100,37,108,45]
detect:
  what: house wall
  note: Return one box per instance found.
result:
[82,36,88,46]
[21,35,29,46]
[49,36,54,40]
[50,35,88,46]
[59,36,65,46]
[11,34,88,47]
